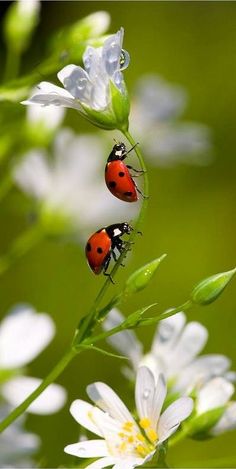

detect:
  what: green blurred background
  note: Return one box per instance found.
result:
[0,1,236,467]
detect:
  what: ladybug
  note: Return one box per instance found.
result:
[105,142,144,202]
[85,222,132,279]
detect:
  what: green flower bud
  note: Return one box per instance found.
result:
[109,80,130,132]
[191,267,236,305]
[121,304,156,329]
[4,0,40,54]
[124,254,167,295]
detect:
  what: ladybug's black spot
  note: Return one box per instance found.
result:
[118,171,125,177]
[109,181,117,188]
[86,243,91,252]
[97,247,103,254]
[124,191,133,197]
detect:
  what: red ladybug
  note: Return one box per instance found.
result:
[85,222,132,279]
[105,142,144,202]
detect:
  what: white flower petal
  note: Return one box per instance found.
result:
[70,400,103,437]
[0,405,40,462]
[174,354,231,393]
[132,75,187,127]
[151,312,186,357]
[169,321,208,371]
[135,368,166,429]
[103,309,143,369]
[14,150,52,200]
[64,439,108,458]
[86,457,117,469]
[157,397,193,443]
[58,64,92,104]
[102,29,123,77]
[27,93,65,130]
[211,402,236,435]
[197,378,234,414]
[0,305,55,369]
[135,366,155,421]
[225,371,236,382]
[22,82,81,110]
[87,382,135,424]
[113,460,144,469]
[139,353,165,381]
[2,376,67,414]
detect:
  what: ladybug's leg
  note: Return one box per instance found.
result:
[126,165,145,174]
[133,181,149,199]
[111,249,117,262]
[103,254,114,284]
[111,248,125,267]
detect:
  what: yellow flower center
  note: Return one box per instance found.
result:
[115,419,158,458]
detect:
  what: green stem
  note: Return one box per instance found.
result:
[84,300,193,347]
[123,129,149,233]
[0,347,76,433]
[0,224,44,276]
[4,47,20,82]
[74,130,149,344]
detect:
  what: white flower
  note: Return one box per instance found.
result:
[0,405,40,467]
[13,129,137,234]
[188,377,236,437]
[22,29,130,129]
[0,304,55,369]
[211,401,236,436]
[130,75,211,167]
[103,310,233,395]
[64,366,193,468]
[1,376,67,415]
[0,304,67,415]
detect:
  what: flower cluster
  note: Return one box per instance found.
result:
[0,305,66,466]
[65,366,193,469]
[103,310,236,438]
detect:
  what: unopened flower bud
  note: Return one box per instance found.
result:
[191,267,236,305]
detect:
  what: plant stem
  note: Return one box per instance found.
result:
[74,130,149,343]
[0,132,149,432]
[0,348,76,433]
[0,224,44,276]
[123,129,149,233]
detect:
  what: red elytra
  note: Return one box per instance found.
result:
[85,223,132,277]
[105,142,139,203]
[85,229,111,274]
[105,160,138,202]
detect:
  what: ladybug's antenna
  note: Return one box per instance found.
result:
[126,142,139,155]
[113,138,119,145]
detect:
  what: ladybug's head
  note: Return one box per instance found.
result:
[107,142,127,162]
[119,222,133,235]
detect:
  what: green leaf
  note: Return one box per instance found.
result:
[191,267,236,305]
[79,344,129,361]
[188,407,225,439]
[124,254,167,295]
[120,303,157,329]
